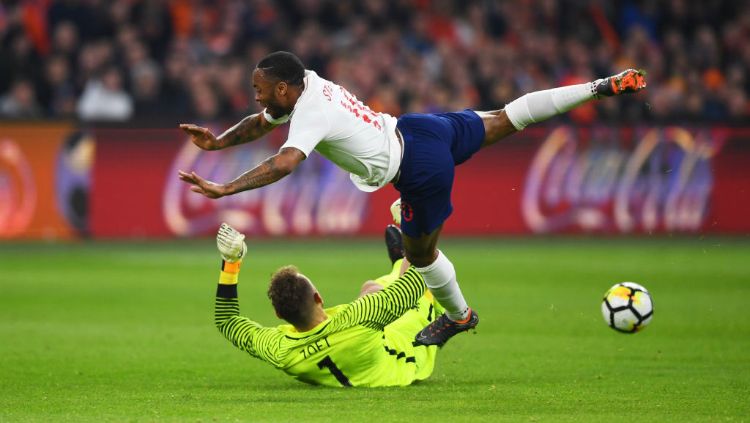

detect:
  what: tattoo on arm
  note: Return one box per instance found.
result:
[226,155,291,194]
[217,113,276,148]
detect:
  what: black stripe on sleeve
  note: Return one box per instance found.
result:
[216,283,238,298]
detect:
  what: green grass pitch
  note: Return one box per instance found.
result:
[1,237,749,422]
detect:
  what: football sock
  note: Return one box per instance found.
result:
[504,82,596,130]
[414,251,470,321]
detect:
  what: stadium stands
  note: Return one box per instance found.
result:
[0,0,747,123]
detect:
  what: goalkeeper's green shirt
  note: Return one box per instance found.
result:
[214,267,438,387]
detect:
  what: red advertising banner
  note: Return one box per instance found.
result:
[87,125,750,238]
[90,128,183,237]
[0,124,82,240]
[513,126,750,234]
[90,125,372,238]
[366,126,750,235]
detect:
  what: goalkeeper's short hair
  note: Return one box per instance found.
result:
[267,265,316,326]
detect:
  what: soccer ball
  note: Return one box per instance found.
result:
[601,282,654,333]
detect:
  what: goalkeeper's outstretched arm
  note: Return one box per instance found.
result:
[214,260,243,332]
[214,260,284,366]
[346,267,426,331]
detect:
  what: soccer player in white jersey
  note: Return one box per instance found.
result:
[179,51,647,347]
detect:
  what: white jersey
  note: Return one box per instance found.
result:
[280,70,401,192]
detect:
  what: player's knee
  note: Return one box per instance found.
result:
[405,249,436,268]
[481,110,517,148]
[403,226,441,267]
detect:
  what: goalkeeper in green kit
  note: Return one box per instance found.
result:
[213,222,442,387]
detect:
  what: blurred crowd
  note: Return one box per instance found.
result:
[0,0,748,124]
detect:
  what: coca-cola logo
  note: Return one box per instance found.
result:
[162,139,368,236]
[522,127,720,233]
[0,139,36,237]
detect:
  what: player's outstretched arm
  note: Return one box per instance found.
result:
[178,147,306,199]
[179,112,278,151]
[214,271,284,366]
[214,228,284,366]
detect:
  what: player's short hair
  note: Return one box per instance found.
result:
[256,51,305,86]
[268,265,316,326]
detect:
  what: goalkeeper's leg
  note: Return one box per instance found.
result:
[358,225,407,297]
[384,280,442,382]
[358,259,403,297]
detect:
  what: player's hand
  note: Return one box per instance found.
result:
[179,124,219,150]
[178,170,227,199]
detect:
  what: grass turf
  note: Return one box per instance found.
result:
[0,237,748,422]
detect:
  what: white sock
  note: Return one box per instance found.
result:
[414,251,469,321]
[504,82,596,130]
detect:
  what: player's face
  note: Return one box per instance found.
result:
[252,69,291,117]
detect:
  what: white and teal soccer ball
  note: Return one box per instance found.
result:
[601,282,654,333]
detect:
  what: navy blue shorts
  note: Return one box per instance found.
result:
[394,109,485,237]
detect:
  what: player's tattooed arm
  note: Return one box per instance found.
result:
[179,113,277,151]
[228,156,285,192]
[216,113,278,149]
[178,148,305,199]
[227,148,304,192]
